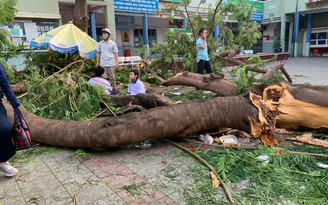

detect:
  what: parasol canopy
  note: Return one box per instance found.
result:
[30,23,98,59]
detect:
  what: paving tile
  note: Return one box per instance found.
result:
[149,195,175,205]
[0,177,26,205]
[81,192,125,205]
[20,179,67,199]
[103,174,145,189]
[73,180,120,205]
[114,183,168,204]
[36,191,73,205]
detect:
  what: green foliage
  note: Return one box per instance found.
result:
[20,73,115,121]
[0,58,15,82]
[0,0,19,58]
[274,37,282,49]
[164,89,217,102]
[0,0,18,24]
[19,52,122,121]
[10,145,58,164]
[73,149,91,159]
[153,0,262,80]
[150,29,196,78]
[122,182,146,197]
[231,55,283,94]
[192,146,328,204]
[221,1,262,49]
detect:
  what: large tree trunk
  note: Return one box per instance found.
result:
[260,83,328,131]
[73,0,88,32]
[163,71,238,96]
[5,95,276,148]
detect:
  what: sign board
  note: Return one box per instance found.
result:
[306,0,328,8]
[250,12,263,21]
[170,28,192,34]
[268,5,277,10]
[115,15,135,30]
[227,0,264,12]
[269,13,274,17]
[160,0,182,3]
[114,0,159,14]
[23,23,38,42]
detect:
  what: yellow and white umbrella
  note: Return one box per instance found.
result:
[30,23,98,59]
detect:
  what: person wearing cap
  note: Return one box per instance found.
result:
[127,69,146,95]
[96,28,119,88]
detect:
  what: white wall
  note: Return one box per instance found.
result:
[115,16,169,47]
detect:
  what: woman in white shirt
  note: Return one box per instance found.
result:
[88,66,117,95]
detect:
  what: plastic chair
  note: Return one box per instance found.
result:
[313,49,319,57]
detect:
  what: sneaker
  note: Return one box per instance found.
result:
[135,140,152,149]
[0,162,18,177]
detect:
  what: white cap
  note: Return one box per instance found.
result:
[101,28,111,35]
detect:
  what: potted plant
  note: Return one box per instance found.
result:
[273,37,282,53]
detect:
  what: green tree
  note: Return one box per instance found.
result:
[0,0,18,50]
[151,0,262,76]
[0,0,18,82]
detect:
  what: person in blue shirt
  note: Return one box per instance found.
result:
[0,63,20,177]
[127,69,146,95]
[196,28,213,74]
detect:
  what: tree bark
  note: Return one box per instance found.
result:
[73,0,88,32]
[106,93,175,109]
[163,71,238,96]
[5,95,275,148]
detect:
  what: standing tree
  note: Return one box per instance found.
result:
[0,0,18,82]
[73,0,88,32]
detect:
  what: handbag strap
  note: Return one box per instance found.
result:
[14,108,26,128]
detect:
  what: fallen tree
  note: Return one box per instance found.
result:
[5,90,278,148]
[5,81,328,149]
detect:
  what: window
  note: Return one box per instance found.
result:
[133,29,157,48]
[310,31,328,47]
[318,32,327,39]
[311,33,317,40]
[318,40,326,45]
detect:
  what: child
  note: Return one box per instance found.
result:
[127,69,145,95]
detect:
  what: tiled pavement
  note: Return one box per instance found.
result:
[0,142,202,205]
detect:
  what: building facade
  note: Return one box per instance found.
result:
[262,0,328,57]
[9,0,217,56]
[8,0,266,57]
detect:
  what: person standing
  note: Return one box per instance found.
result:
[96,28,119,87]
[0,63,20,177]
[127,69,146,95]
[196,28,213,74]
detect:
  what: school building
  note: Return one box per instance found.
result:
[6,0,328,57]
[262,0,328,57]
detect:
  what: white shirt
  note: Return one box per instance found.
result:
[88,77,113,95]
[128,79,146,95]
[97,40,119,67]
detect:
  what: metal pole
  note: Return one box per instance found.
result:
[142,13,149,58]
[89,12,97,40]
[293,0,299,57]
[305,14,312,57]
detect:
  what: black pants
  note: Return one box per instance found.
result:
[197,60,212,74]
[0,101,15,162]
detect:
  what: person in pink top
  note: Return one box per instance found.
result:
[88,66,119,95]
